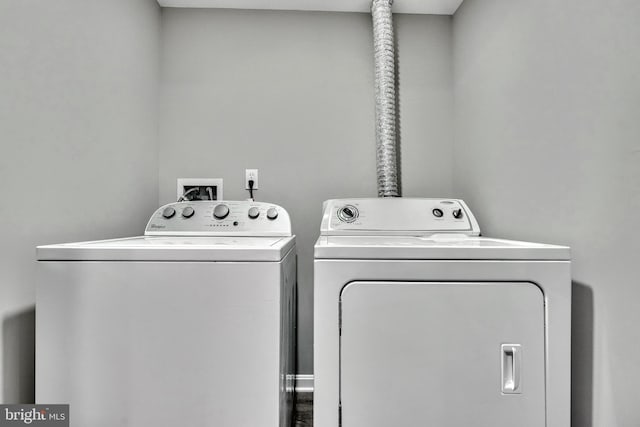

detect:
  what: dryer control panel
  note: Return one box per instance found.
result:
[320,198,480,236]
[145,201,292,237]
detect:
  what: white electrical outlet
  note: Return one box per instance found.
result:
[177,178,223,201]
[245,169,259,190]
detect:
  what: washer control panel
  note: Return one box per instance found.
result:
[320,198,480,236]
[145,201,292,237]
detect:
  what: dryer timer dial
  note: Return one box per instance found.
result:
[338,205,359,223]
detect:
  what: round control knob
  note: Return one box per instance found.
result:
[213,204,230,220]
[266,208,278,220]
[432,208,444,218]
[182,206,195,218]
[338,205,359,223]
[452,208,464,219]
[248,207,260,219]
[162,207,176,219]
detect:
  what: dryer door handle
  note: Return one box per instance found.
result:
[501,344,521,394]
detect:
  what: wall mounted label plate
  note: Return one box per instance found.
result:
[177,178,223,201]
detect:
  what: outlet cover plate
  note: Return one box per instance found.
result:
[245,169,259,190]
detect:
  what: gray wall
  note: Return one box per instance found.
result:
[7,3,632,418]
[0,0,161,402]
[453,0,640,425]
[158,9,454,373]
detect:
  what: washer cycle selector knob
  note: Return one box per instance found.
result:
[182,207,195,218]
[338,205,359,222]
[162,207,176,219]
[266,208,278,220]
[213,204,230,220]
[249,206,260,219]
[452,208,464,219]
[432,208,444,218]
[248,207,260,219]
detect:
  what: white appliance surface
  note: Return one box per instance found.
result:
[341,281,546,427]
[320,198,481,236]
[316,235,569,260]
[37,201,296,427]
[313,198,571,427]
[38,235,294,261]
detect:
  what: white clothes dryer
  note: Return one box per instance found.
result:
[37,201,296,427]
[314,198,570,427]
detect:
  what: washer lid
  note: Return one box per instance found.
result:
[37,236,295,262]
[314,235,570,260]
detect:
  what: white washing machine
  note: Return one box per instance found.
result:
[37,201,296,427]
[314,198,571,427]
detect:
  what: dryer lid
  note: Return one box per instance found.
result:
[314,235,570,260]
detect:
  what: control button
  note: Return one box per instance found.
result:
[248,207,260,219]
[162,207,176,219]
[337,205,359,223]
[452,209,464,219]
[432,208,444,218]
[267,208,278,220]
[182,207,195,218]
[233,221,239,226]
[213,204,230,220]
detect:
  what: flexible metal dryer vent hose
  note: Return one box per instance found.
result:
[372,0,399,197]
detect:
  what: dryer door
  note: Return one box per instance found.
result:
[340,281,545,427]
